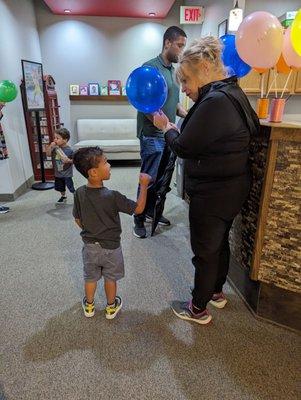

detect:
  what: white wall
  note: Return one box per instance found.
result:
[35,0,183,143]
[0,0,41,196]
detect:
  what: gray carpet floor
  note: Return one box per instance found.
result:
[0,165,300,400]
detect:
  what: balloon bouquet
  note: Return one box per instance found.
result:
[0,80,18,158]
[0,80,18,104]
[234,9,301,121]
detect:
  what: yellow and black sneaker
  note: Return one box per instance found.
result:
[105,296,122,320]
[82,297,95,318]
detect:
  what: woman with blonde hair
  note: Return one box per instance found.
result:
[154,36,259,325]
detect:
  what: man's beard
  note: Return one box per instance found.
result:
[167,53,178,64]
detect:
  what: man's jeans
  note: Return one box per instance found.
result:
[136,135,166,219]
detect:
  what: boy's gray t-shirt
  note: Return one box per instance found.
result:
[73,185,137,249]
[51,146,73,178]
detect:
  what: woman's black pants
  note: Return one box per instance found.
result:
[189,177,250,311]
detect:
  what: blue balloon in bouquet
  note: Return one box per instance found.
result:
[220,34,251,78]
[126,66,168,113]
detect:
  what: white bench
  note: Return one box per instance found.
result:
[73,119,140,160]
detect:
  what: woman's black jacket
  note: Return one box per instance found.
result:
[165,77,259,196]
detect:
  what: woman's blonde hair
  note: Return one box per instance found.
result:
[176,36,225,81]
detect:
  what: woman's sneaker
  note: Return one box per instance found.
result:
[171,300,212,325]
[209,292,227,309]
[82,297,95,317]
[105,296,122,320]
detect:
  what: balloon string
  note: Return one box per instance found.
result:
[260,73,264,99]
[274,69,278,98]
[280,69,293,99]
[266,69,276,98]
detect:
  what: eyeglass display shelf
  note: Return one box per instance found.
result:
[69,95,128,102]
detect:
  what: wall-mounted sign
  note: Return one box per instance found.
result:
[279,11,298,28]
[180,6,204,24]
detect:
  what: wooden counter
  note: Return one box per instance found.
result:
[228,114,301,330]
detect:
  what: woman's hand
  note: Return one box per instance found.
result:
[153,110,169,131]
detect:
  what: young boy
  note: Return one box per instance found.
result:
[72,146,151,319]
[47,128,75,204]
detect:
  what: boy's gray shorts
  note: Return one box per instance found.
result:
[82,243,124,282]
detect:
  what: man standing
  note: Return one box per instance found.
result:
[133,26,187,238]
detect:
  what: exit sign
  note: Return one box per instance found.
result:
[180,6,204,24]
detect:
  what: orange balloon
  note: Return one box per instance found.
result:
[276,54,291,73]
[253,67,268,74]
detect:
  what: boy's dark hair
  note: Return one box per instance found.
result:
[73,147,103,178]
[56,128,70,141]
[163,26,186,48]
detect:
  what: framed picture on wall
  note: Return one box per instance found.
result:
[108,80,121,95]
[100,86,108,95]
[21,60,45,111]
[88,83,100,96]
[69,84,79,95]
[218,19,228,38]
[79,84,88,95]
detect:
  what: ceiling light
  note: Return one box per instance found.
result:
[149,12,156,17]
[64,9,71,13]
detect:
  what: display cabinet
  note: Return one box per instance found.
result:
[21,75,62,180]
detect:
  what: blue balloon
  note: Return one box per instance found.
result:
[126,66,168,113]
[220,34,251,78]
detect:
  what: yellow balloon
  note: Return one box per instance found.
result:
[291,9,301,56]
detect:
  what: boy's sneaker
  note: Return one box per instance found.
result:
[56,196,67,205]
[82,297,95,318]
[105,296,122,320]
[133,216,147,238]
[171,300,212,325]
[0,206,10,214]
[209,292,227,309]
[145,213,171,226]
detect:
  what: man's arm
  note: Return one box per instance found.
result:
[176,103,188,118]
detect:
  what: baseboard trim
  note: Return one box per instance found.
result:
[0,176,34,202]
[258,282,301,332]
[228,256,260,312]
[228,257,301,332]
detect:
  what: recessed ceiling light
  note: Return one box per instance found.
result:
[148,12,156,17]
[64,9,71,13]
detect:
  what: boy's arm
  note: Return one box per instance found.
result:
[134,173,152,215]
[72,191,82,228]
[46,142,56,157]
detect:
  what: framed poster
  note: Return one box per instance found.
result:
[218,19,228,38]
[21,60,45,110]
[79,84,88,95]
[108,80,121,95]
[69,84,79,95]
[88,83,100,95]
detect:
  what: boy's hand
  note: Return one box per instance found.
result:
[49,141,56,148]
[139,173,151,186]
